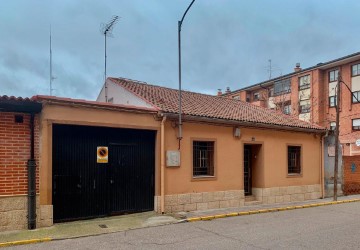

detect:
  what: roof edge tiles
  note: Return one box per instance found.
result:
[33,95,158,113]
[109,77,325,133]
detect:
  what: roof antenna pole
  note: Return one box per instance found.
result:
[178,0,195,149]
[49,26,56,96]
[100,15,119,102]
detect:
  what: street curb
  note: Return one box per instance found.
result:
[0,238,52,248]
[185,198,360,223]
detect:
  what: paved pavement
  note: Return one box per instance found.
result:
[6,201,360,249]
[1,194,360,248]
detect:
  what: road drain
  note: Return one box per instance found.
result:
[99,224,108,228]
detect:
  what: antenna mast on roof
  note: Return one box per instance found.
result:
[49,26,56,96]
[100,15,119,102]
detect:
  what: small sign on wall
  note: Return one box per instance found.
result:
[97,146,108,163]
[166,150,180,167]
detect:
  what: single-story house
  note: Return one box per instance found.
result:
[1,77,326,231]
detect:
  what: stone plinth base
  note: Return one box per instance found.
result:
[155,190,245,213]
[252,184,321,204]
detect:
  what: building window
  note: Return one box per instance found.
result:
[329,69,339,82]
[352,64,360,77]
[352,91,360,103]
[299,104,311,113]
[283,104,291,115]
[288,146,301,175]
[193,141,215,177]
[253,92,260,101]
[329,96,337,107]
[330,122,336,130]
[268,88,274,97]
[352,119,360,130]
[274,78,291,96]
[299,75,310,90]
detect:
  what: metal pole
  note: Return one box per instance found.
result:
[178,0,195,146]
[178,20,182,142]
[333,72,341,201]
[105,34,108,102]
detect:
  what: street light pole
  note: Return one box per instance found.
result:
[333,72,341,201]
[178,0,195,148]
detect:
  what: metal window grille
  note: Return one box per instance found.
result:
[288,146,301,174]
[193,141,214,176]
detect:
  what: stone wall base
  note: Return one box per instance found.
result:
[252,184,321,204]
[0,195,53,232]
[155,190,245,213]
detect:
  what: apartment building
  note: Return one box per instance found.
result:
[225,51,360,158]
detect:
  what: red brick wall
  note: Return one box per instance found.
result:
[343,156,360,195]
[0,112,39,195]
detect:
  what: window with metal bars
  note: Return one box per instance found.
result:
[288,146,301,175]
[193,141,214,177]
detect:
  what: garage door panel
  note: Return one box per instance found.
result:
[52,124,155,222]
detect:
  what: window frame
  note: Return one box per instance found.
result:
[192,139,216,179]
[298,75,310,90]
[329,69,339,83]
[352,119,360,131]
[299,103,311,114]
[352,63,360,77]
[329,96,337,107]
[287,145,302,176]
[352,91,360,103]
[274,78,291,96]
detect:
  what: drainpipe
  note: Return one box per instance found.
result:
[160,116,167,214]
[27,113,36,229]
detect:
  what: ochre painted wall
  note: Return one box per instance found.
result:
[39,104,160,205]
[163,122,321,195]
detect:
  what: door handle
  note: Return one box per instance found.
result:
[93,180,96,189]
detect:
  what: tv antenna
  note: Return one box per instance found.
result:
[100,15,119,102]
[49,26,56,96]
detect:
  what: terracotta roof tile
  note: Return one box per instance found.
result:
[0,95,34,102]
[109,77,325,131]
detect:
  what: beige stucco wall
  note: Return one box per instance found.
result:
[163,122,321,194]
[39,104,161,207]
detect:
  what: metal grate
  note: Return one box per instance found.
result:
[288,146,301,174]
[193,141,214,176]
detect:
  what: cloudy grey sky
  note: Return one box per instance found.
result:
[1,0,360,100]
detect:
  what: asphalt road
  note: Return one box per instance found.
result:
[9,202,360,250]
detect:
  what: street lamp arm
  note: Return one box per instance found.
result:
[179,0,195,29]
[340,80,360,103]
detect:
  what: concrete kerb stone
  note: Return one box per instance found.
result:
[185,198,360,223]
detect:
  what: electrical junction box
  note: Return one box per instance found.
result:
[166,150,180,167]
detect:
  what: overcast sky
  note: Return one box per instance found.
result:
[1,0,360,100]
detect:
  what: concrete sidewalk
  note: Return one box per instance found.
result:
[1,194,360,247]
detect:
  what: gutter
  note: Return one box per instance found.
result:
[162,113,326,134]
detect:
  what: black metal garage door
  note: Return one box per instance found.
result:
[52,124,156,222]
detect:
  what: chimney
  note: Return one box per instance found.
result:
[294,63,302,72]
[217,89,222,96]
[225,87,231,94]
